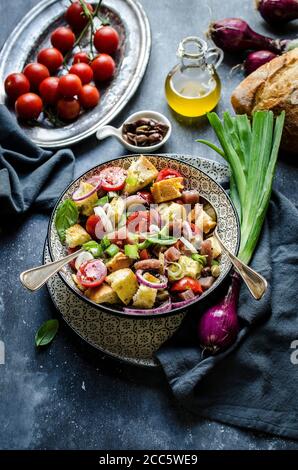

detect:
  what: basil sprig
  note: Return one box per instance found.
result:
[55,199,79,242]
[35,319,59,347]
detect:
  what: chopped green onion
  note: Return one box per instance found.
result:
[83,241,103,258]
[124,244,140,260]
[192,254,207,266]
[197,110,285,264]
[101,236,111,250]
[137,240,151,250]
[105,244,119,257]
[167,262,183,281]
[211,259,220,266]
[95,195,109,206]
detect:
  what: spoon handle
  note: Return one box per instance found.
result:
[213,231,267,300]
[20,248,84,292]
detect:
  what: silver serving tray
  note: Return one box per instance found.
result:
[0,0,151,148]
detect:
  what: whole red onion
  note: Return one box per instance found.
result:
[244,50,277,74]
[209,18,287,53]
[198,274,240,354]
[256,0,298,25]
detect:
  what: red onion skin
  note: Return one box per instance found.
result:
[209,18,287,54]
[256,0,298,25]
[198,273,240,354]
[244,50,277,75]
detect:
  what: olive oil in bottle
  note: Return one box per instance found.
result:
[165,37,223,118]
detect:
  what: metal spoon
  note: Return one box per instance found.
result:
[20,248,84,292]
[203,199,267,300]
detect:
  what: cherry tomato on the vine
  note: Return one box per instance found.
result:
[69,63,93,84]
[57,97,80,121]
[23,63,50,89]
[78,84,100,109]
[91,54,115,82]
[4,73,30,101]
[37,48,63,73]
[39,77,60,105]
[73,52,90,65]
[65,1,93,32]
[51,26,75,53]
[15,93,43,121]
[58,74,82,98]
[93,26,119,55]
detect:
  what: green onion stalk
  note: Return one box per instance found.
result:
[196,110,285,354]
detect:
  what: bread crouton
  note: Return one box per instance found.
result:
[151,177,184,203]
[124,156,158,194]
[65,224,91,248]
[106,268,138,305]
[85,283,119,304]
[106,252,132,272]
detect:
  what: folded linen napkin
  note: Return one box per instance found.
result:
[157,191,298,440]
[0,105,75,215]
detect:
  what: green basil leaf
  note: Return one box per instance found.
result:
[35,319,59,347]
[55,199,79,242]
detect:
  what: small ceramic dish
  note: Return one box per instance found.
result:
[96,110,172,153]
[48,154,240,319]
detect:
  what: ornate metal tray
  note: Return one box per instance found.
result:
[0,0,151,148]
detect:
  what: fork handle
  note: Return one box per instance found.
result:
[213,231,267,300]
[20,248,84,292]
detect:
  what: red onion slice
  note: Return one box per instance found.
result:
[172,296,199,309]
[136,270,168,289]
[72,181,101,202]
[124,300,172,315]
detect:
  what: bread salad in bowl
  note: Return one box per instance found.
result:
[49,155,239,316]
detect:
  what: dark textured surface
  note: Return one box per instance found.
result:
[0,0,297,450]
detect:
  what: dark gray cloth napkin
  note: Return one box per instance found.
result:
[0,105,75,215]
[157,190,298,440]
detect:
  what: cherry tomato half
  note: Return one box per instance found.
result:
[99,166,126,191]
[171,277,203,294]
[73,52,90,65]
[4,73,30,101]
[39,76,60,105]
[66,1,93,32]
[15,93,43,121]
[69,63,93,84]
[51,26,75,53]
[91,54,115,82]
[78,84,100,109]
[57,98,80,121]
[76,259,107,288]
[86,214,101,239]
[37,48,64,73]
[23,63,50,89]
[94,26,119,55]
[58,74,82,98]
[156,168,182,182]
[127,210,160,233]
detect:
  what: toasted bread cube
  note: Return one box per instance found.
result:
[178,255,201,279]
[203,211,217,234]
[209,236,222,259]
[65,224,91,248]
[132,273,158,309]
[151,177,184,203]
[85,283,119,304]
[74,182,98,216]
[124,156,159,194]
[106,252,132,272]
[72,274,86,291]
[133,285,157,309]
[106,268,138,305]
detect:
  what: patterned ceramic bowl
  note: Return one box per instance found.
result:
[48,154,240,318]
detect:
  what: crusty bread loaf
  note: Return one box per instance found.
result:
[231,48,298,153]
